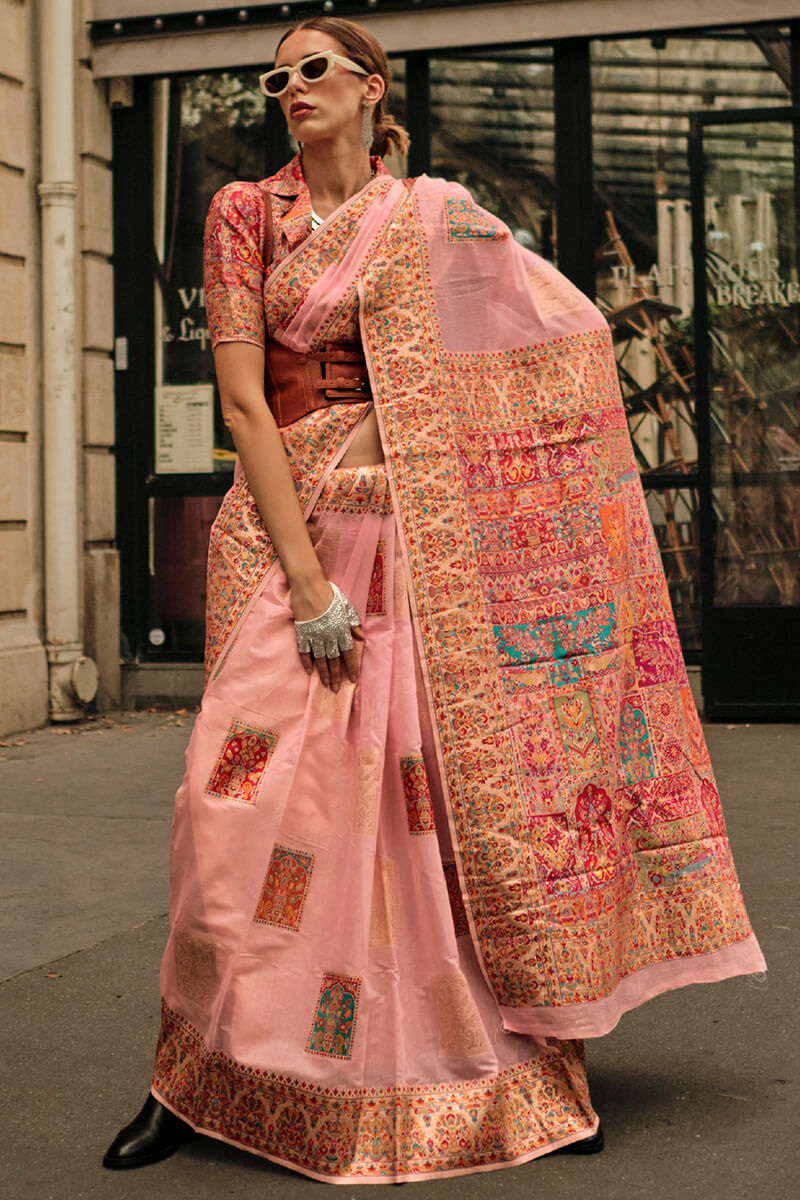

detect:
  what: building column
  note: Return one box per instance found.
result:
[38,0,98,719]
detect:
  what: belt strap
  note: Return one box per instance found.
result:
[265,341,371,428]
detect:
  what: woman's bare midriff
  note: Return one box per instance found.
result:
[337,404,385,467]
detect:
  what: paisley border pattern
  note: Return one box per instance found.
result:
[153,1002,596,1181]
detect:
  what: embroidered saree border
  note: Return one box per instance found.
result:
[152,1002,596,1182]
[360,183,759,1014]
[499,932,765,1038]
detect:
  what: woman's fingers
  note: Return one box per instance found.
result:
[327,653,343,691]
[298,646,340,689]
[292,581,364,691]
[341,626,365,683]
[304,645,364,691]
[298,614,364,691]
[299,648,336,688]
[314,654,332,689]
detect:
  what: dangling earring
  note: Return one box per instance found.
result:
[361,101,374,153]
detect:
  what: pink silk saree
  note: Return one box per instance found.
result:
[153,169,764,1181]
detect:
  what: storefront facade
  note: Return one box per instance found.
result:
[49,1,800,722]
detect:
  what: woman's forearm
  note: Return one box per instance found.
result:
[212,343,328,605]
[228,402,323,585]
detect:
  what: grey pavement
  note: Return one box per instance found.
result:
[0,712,797,1199]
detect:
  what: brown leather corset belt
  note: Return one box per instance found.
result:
[265,341,371,428]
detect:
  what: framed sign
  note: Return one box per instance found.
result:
[155,384,215,474]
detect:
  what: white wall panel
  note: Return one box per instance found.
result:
[90,2,800,77]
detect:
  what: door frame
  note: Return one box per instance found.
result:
[689,104,800,720]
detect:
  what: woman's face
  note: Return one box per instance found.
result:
[274,30,383,148]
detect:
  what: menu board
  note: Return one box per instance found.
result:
[154,385,214,474]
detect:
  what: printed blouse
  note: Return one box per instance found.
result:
[204,153,393,353]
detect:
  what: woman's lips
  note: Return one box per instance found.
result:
[290,104,315,118]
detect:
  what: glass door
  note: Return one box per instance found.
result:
[690,106,800,718]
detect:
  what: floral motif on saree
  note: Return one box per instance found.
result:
[369,857,398,947]
[254,845,315,931]
[434,973,489,1058]
[400,755,436,834]
[366,538,387,614]
[552,689,604,773]
[443,196,509,242]
[306,974,362,1060]
[172,927,217,1008]
[353,745,384,836]
[205,718,279,804]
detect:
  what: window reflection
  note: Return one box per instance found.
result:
[704,120,799,608]
[426,49,555,259]
[592,29,792,648]
[151,495,221,655]
[148,72,268,657]
[153,73,267,471]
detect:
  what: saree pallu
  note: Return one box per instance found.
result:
[153,463,598,1182]
[200,168,764,1036]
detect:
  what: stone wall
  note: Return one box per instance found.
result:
[0,0,120,735]
[0,0,47,733]
[78,0,119,714]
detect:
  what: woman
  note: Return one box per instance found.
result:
[103,16,765,1183]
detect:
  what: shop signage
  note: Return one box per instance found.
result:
[610,257,800,311]
[708,257,800,310]
[161,286,211,352]
[610,264,693,291]
[155,384,214,474]
[161,319,212,351]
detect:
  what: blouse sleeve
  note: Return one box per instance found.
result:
[203,181,266,351]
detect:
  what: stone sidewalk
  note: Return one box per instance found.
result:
[0,712,796,1199]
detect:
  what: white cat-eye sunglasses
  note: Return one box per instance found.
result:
[259,50,369,97]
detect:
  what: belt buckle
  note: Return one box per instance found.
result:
[324,377,367,401]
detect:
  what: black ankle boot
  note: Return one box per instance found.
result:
[558,1123,604,1154]
[102,1094,191,1169]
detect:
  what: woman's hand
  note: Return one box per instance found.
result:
[211,344,366,693]
[289,575,364,692]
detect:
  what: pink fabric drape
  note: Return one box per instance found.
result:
[155,464,597,1181]
[358,175,765,1028]
[279,178,406,352]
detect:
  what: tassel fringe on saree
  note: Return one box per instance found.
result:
[152,163,765,1182]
